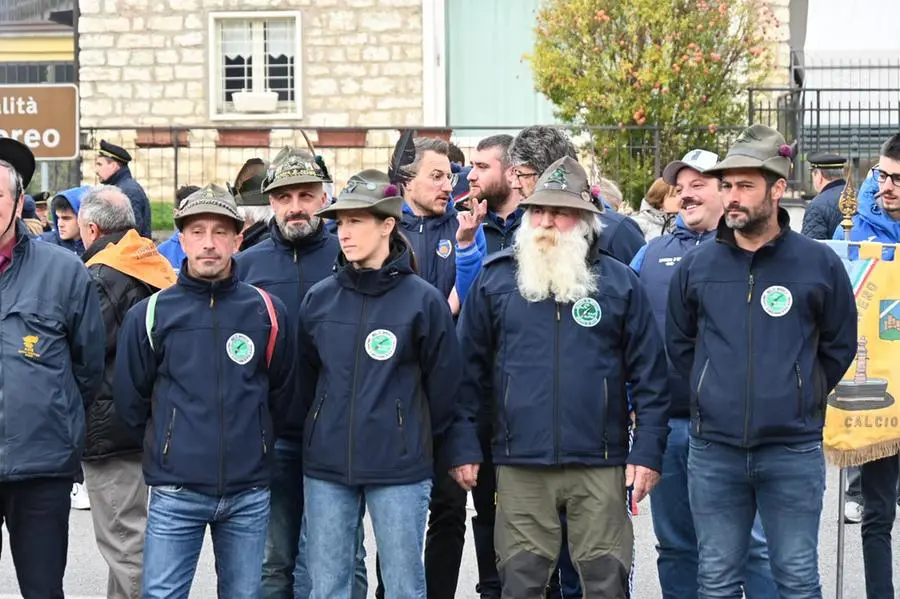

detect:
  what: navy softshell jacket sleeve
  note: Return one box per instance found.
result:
[420,294,468,444]
[113,301,156,434]
[665,258,696,379]
[446,272,491,468]
[622,272,671,472]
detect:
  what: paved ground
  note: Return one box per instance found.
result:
[0,465,895,598]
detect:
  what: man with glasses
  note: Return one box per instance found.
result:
[510,126,645,266]
[831,133,900,599]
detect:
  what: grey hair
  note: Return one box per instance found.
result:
[0,159,23,199]
[815,167,843,181]
[400,137,450,179]
[238,205,274,224]
[78,185,136,233]
[476,134,514,168]
[596,177,623,208]
[509,127,577,175]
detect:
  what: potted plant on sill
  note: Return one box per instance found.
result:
[232,89,279,113]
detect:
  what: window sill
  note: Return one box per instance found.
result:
[209,111,303,122]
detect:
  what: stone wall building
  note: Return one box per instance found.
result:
[77,0,434,201]
[76,0,798,205]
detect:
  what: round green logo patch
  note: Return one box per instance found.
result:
[226,333,255,365]
[571,298,602,327]
[760,285,793,318]
[365,329,397,361]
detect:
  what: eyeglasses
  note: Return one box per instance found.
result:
[874,167,900,187]
[426,172,459,187]
[513,170,539,182]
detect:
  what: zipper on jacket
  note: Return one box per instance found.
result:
[162,408,176,464]
[554,302,561,464]
[293,248,297,263]
[795,362,803,421]
[348,297,368,485]
[307,394,327,448]
[396,399,407,456]
[503,375,511,456]
[696,358,710,434]
[602,378,609,460]
[212,293,225,495]
[259,405,267,457]
[295,249,304,309]
[743,272,755,446]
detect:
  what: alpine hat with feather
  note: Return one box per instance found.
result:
[262,147,328,194]
[316,169,403,221]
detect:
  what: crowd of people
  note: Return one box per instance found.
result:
[0,122,898,599]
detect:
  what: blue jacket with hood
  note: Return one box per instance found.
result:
[832,173,900,254]
[631,216,716,420]
[453,241,671,473]
[113,265,297,496]
[668,209,858,448]
[297,243,465,485]
[156,231,186,272]
[40,186,88,256]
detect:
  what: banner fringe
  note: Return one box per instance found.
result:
[825,439,900,468]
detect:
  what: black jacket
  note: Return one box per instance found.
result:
[239,220,271,252]
[82,230,175,460]
[801,179,845,240]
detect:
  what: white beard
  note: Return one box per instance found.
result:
[514,215,598,303]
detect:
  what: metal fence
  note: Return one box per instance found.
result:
[749,86,900,193]
[39,125,748,209]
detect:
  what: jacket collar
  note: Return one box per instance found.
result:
[176,260,240,296]
[401,201,457,229]
[335,243,414,296]
[102,166,132,186]
[715,207,792,250]
[81,230,128,263]
[672,217,717,243]
[821,178,846,194]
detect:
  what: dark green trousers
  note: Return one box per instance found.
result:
[495,465,633,599]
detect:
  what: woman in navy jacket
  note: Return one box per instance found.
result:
[297,169,474,599]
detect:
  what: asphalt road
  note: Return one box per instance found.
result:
[0,465,895,598]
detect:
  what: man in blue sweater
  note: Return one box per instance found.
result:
[632,149,777,598]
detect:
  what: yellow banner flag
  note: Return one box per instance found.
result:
[823,241,900,467]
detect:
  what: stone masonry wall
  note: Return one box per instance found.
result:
[77,0,424,204]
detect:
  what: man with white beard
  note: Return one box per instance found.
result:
[453,156,670,598]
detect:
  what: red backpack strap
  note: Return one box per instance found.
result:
[250,286,279,367]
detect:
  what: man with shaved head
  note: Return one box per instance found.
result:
[79,185,177,598]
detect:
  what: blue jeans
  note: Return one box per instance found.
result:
[651,419,777,598]
[304,476,432,599]
[262,440,305,599]
[294,511,368,599]
[143,485,270,599]
[688,437,825,599]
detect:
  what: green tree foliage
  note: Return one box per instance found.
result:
[531,0,778,207]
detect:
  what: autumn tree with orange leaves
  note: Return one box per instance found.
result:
[531,0,778,207]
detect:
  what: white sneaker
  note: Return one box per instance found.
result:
[844,500,862,524]
[71,483,90,510]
